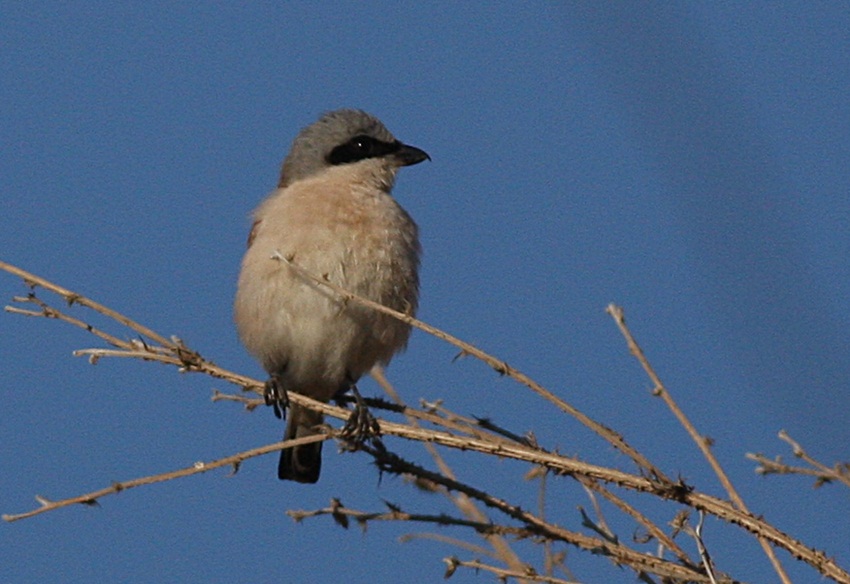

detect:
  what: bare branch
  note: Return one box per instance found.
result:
[279,254,669,482]
[3,260,849,583]
[373,367,529,577]
[444,557,580,584]
[353,443,726,583]
[607,304,792,584]
[3,434,327,522]
[1,260,176,349]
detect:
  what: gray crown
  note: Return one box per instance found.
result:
[279,109,396,187]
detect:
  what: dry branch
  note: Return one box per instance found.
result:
[2,259,849,584]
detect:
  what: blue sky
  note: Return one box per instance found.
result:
[2,3,849,582]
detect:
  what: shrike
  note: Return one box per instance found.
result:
[234,109,428,483]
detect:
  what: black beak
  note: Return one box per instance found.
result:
[393,142,431,166]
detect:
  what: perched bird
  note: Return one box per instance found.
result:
[234,109,428,483]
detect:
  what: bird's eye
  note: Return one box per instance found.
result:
[327,135,391,165]
[351,136,374,154]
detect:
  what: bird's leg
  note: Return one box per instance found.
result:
[340,385,381,445]
[264,372,289,420]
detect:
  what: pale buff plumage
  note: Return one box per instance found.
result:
[234,110,427,483]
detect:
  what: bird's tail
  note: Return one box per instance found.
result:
[278,404,323,483]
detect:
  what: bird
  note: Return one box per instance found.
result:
[234,109,428,483]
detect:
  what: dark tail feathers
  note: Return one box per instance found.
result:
[278,405,323,483]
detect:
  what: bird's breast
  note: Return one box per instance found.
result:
[234,174,420,385]
[262,176,418,300]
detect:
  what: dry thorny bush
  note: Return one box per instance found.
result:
[2,259,848,584]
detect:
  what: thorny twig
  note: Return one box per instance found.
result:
[2,260,849,583]
[747,431,850,489]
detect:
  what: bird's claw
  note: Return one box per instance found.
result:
[264,374,289,420]
[340,386,381,447]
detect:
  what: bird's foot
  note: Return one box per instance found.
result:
[264,373,289,420]
[340,386,381,448]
